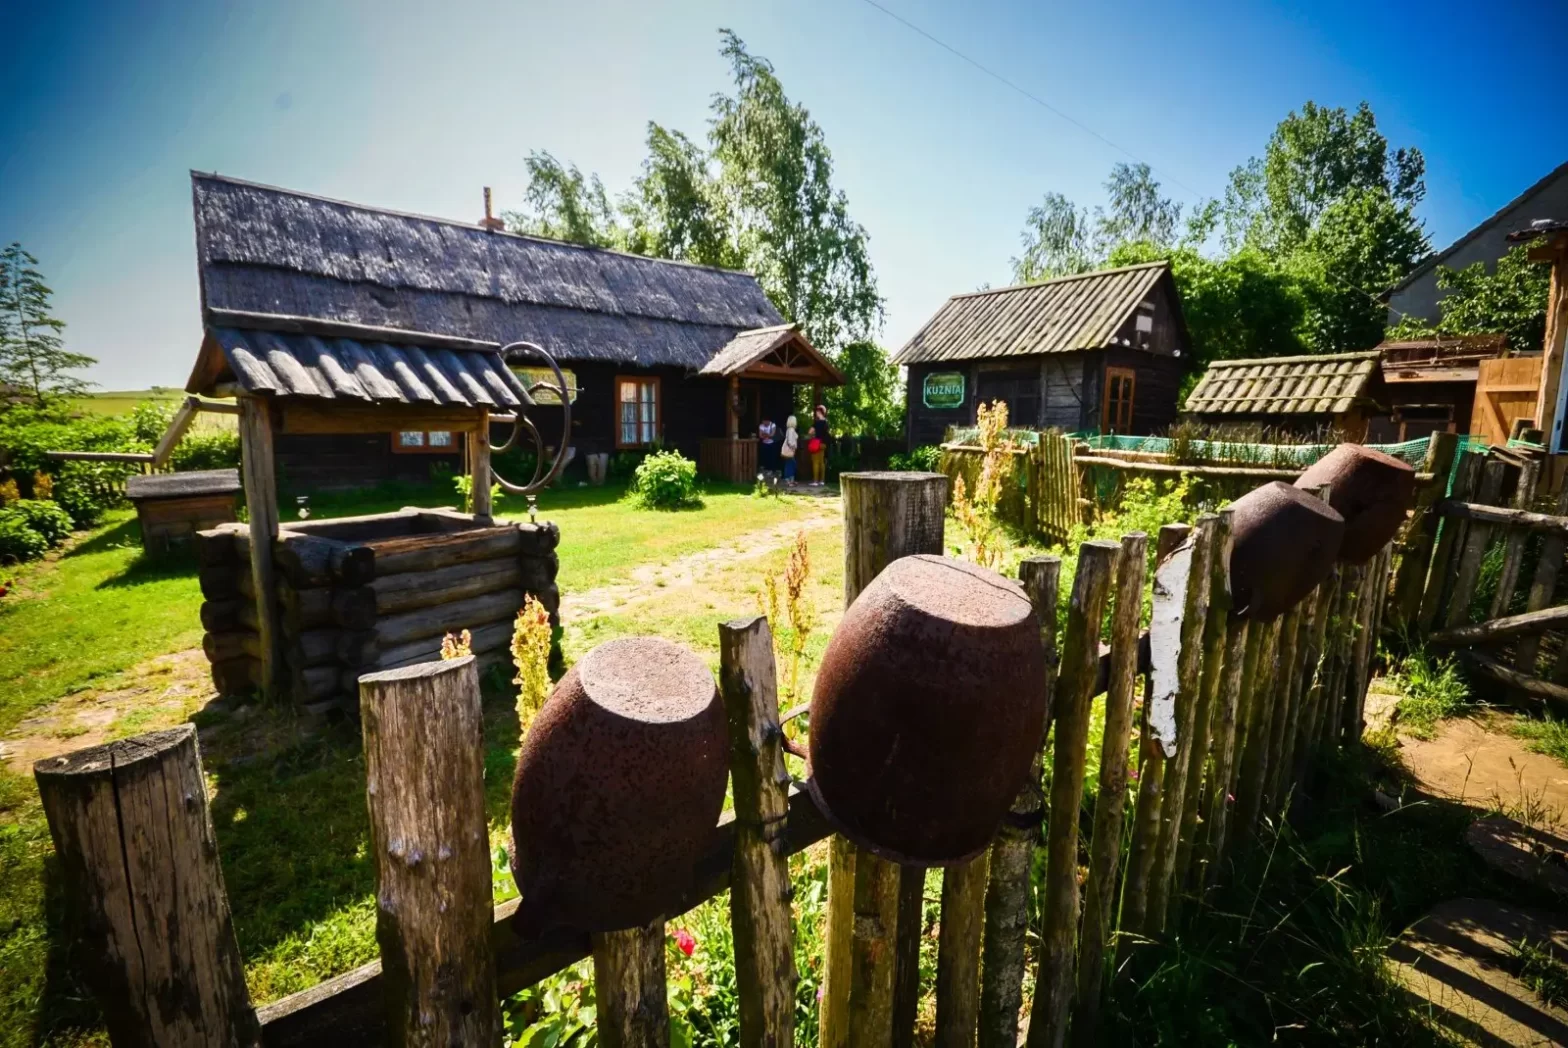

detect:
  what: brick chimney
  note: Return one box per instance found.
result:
[479,187,505,232]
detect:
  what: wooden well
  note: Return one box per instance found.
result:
[195,507,558,710]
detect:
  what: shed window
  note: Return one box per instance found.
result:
[617,376,661,448]
[392,430,456,454]
[1103,367,1136,434]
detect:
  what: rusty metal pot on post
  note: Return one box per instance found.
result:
[1295,444,1416,564]
[806,554,1049,866]
[510,636,728,935]
[1228,481,1346,620]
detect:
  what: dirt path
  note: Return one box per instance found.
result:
[1,648,216,775]
[1398,712,1568,824]
[559,503,841,624]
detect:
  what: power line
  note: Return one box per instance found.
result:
[854,0,1208,202]
[856,0,1418,323]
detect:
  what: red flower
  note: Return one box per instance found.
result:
[673,928,696,957]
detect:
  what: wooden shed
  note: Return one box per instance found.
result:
[893,261,1190,448]
[191,173,839,487]
[1366,335,1508,443]
[1182,350,1388,439]
[125,468,240,554]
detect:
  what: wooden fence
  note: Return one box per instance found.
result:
[34,470,1393,1047]
[940,434,1079,544]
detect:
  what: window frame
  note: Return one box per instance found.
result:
[615,375,663,449]
[1102,366,1137,434]
[390,430,458,455]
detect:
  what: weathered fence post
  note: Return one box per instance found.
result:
[592,923,669,1048]
[1390,432,1459,631]
[1203,617,1252,888]
[977,556,1060,1048]
[934,855,987,1048]
[239,395,282,698]
[1027,540,1120,1048]
[34,725,260,1047]
[1069,532,1147,1048]
[1260,604,1304,813]
[823,471,947,1048]
[1419,451,1483,630]
[1119,523,1190,936]
[1515,482,1568,672]
[1492,458,1541,619]
[467,408,493,521]
[1176,509,1235,895]
[359,657,500,1047]
[1233,617,1282,835]
[1446,457,1510,627]
[720,616,796,1048]
[1148,516,1219,933]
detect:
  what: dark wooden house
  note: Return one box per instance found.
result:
[189,173,840,489]
[1183,351,1388,439]
[893,261,1190,448]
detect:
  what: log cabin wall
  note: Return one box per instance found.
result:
[274,433,462,491]
[195,510,560,710]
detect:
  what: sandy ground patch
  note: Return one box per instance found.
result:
[1397,712,1568,823]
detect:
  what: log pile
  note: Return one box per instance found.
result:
[196,509,560,710]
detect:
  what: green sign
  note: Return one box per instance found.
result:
[923,371,966,409]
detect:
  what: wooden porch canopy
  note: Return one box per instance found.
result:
[697,324,844,385]
[184,310,531,699]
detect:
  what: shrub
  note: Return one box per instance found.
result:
[170,431,241,471]
[889,445,942,472]
[631,450,702,510]
[0,512,49,563]
[1389,646,1468,738]
[0,478,17,505]
[10,499,72,546]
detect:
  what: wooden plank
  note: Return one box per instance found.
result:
[1070,532,1147,1047]
[1447,458,1509,628]
[468,408,493,521]
[240,396,283,699]
[1492,459,1541,619]
[1118,523,1191,939]
[1148,517,1220,934]
[1235,614,1282,841]
[593,923,669,1048]
[1438,499,1568,537]
[1462,650,1568,709]
[1421,451,1484,632]
[370,558,523,615]
[978,557,1060,1048]
[1261,604,1304,814]
[1026,540,1120,1048]
[1201,619,1250,889]
[934,854,988,1048]
[1515,484,1568,671]
[1391,434,1458,632]
[373,588,524,650]
[280,400,484,435]
[33,726,259,1046]
[150,396,200,466]
[719,617,795,1048]
[1433,603,1568,645]
[370,527,523,576]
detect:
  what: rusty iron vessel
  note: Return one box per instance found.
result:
[1229,481,1345,620]
[1296,444,1416,564]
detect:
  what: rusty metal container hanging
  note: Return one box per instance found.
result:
[510,636,727,935]
[1229,482,1345,620]
[807,554,1047,866]
[1295,443,1416,564]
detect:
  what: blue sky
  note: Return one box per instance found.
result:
[2,0,1565,390]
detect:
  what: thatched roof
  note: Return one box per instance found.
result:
[186,313,533,408]
[893,261,1174,365]
[192,173,786,370]
[698,324,844,383]
[127,469,241,501]
[1184,351,1384,416]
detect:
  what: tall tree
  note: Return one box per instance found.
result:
[1098,162,1183,251]
[502,152,623,248]
[1387,244,1551,353]
[0,243,93,403]
[707,29,882,351]
[622,125,738,268]
[1012,192,1096,282]
[824,340,904,439]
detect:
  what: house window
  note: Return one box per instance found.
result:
[1103,367,1136,434]
[392,430,456,454]
[617,376,661,448]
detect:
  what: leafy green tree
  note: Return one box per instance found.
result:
[1386,244,1551,352]
[502,152,624,248]
[707,29,881,351]
[1294,186,1431,351]
[0,243,93,403]
[1013,192,1096,282]
[622,125,738,268]
[1098,162,1183,250]
[822,341,903,439]
[1013,164,1182,283]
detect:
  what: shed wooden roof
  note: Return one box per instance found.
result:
[126,469,242,501]
[893,261,1172,365]
[192,173,784,370]
[697,324,844,384]
[186,313,533,409]
[1184,351,1383,416]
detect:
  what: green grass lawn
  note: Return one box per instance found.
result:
[0,479,837,1046]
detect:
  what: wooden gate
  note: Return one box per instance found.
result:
[1470,356,1542,446]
